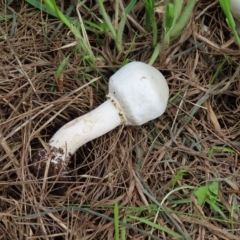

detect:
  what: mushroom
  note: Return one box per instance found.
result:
[230,0,240,34]
[31,61,169,193]
[230,0,240,19]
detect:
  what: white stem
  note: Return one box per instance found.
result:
[49,99,122,163]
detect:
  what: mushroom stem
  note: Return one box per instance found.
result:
[49,99,122,163]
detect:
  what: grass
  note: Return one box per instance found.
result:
[96,0,137,52]
[219,0,240,48]
[16,195,238,239]
[25,0,199,66]
[36,0,95,63]
[145,0,158,46]
[194,181,226,219]
[164,0,197,47]
[208,146,236,158]
[1,0,240,239]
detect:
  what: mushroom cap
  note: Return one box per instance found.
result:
[107,61,169,126]
[230,0,240,19]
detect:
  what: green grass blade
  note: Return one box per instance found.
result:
[26,0,58,18]
[43,0,71,29]
[144,0,153,31]
[114,203,120,240]
[219,0,240,48]
[173,0,183,23]
[148,43,161,65]
[170,0,197,38]
[121,216,127,240]
[117,0,137,50]
[55,55,70,79]
[207,200,227,219]
[169,170,188,188]
[79,208,162,240]
[208,146,235,158]
[96,0,117,40]
[164,2,174,45]
[84,20,106,31]
[128,215,183,239]
[41,0,95,62]
[144,0,158,46]
[219,0,231,16]
[210,57,229,84]
[165,3,174,32]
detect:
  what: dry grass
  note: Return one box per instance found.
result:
[1,0,240,239]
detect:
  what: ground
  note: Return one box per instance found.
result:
[0,0,240,239]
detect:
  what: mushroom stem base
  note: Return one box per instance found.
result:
[30,149,70,195]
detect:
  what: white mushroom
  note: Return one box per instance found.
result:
[230,0,240,34]
[31,62,169,186]
[230,0,240,19]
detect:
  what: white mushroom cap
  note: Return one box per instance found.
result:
[107,61,169,125]
[230,0,240,34]
[230,0,240,20]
